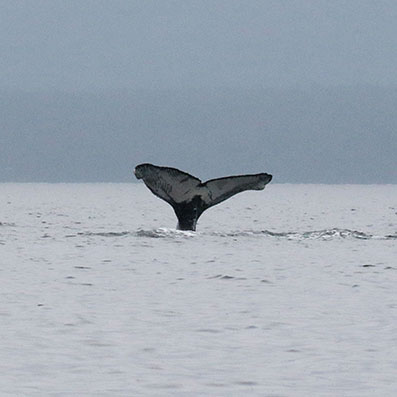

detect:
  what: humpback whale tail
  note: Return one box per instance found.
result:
[134,163,272,231]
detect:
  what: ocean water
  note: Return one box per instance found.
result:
[1,183,396,396]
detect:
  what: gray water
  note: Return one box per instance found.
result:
[1,183,396,396]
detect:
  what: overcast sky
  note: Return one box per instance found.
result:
[1,0,396,182]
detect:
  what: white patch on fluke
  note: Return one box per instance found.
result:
[134,163,272,230]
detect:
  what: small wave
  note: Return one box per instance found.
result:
[263,228,374,240]
[72,227,394,241]
[135,228,196,238]
[212,228,393,240]
[72,228,195,239]
[207,274,247,280]
[76,228,196,239]
[0,222,16,227]
[77,231,131,237]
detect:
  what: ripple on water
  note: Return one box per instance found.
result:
[64,227,394,241]
[212,228,394,240]
[0,222,16,227]
[135,228,196,238]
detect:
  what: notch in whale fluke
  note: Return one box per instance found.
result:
[134,163,272,231]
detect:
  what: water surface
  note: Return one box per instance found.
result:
[1,183,396,396]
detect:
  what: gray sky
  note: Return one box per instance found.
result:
[1,0,397,182]
[2,0,397,91]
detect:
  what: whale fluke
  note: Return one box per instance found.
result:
[134,163,272,231]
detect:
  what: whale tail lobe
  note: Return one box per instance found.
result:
[134,163,272,231]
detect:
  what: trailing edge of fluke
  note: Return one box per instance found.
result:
[134,163,272,231]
